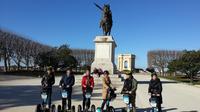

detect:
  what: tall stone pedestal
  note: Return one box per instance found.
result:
[91,36,117,74]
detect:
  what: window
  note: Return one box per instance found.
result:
[124,61,128,69]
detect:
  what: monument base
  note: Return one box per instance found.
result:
[91,36,117,74]
[91,60,116,75]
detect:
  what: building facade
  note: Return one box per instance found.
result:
[117,54,135,71]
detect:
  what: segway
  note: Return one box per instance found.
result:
[51,104,56,112]
[35,91,56,112]
[57,90,75,112]
[149,94,159,112]
[77,89,96,112]
[96,88,116,112]
[121,92,133,112]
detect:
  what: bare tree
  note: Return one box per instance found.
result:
[0,28,94,72]
[0,29,52,71]
[147,50,183,76]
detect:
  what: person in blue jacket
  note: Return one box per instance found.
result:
[59,68,75,110]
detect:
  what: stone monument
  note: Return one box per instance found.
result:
[91,3,117,74]
[91,36,117,74]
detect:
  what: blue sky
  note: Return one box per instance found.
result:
[0,0,200,68]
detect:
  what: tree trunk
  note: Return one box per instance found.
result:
[26,58,29,70]
[190,74,193,84]
[173,72,176,77]
[17,61,21,71]
[161,67,165,76]
[3,51,8,72]
[8,57,11,71]
[4,57,8,72]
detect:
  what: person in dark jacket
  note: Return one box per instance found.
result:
[59,68,75,110]
[121,71,138,112]
[148,73,163,112]
[41,67,55,108]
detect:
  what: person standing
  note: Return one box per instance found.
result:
[101,70,115,110]
[41,67,55,108]
[81,68,94,110]
[148,73,163,112]
[59,68,75,110]
[121,71,138,112]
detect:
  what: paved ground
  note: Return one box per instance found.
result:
[0,74,34,81]
[0,73,200,112]
[135,74,200,112]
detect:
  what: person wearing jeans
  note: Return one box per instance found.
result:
[41,67,55,108]
[59,68,75,110]
[81,68,94,110]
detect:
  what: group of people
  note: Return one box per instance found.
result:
[121,71,163,112]
[41,67,163,112]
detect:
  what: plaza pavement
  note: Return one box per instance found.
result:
[0,73,200,112]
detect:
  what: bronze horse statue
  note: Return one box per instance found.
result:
[94,3,113,36]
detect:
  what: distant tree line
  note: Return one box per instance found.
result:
[71,48,94,66]
[35,44,77,71]
[147,50,200,83]
[0,29,52,72]
[0,29,94,72]
[147,50,183,76]
[168,50,200,83]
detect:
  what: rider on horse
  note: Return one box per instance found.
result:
[95,3,113,36]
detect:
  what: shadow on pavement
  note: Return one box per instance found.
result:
[0,85,50,110]
[137,107,178,112]
[114,107,178,112]
[138,81,177,85]
[181,110,198,112]
[0,84,103,110]
[162,107,178,112]
[0,85,75,110]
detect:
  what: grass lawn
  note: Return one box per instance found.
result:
[160,75,200,85]
[0,70,84,77]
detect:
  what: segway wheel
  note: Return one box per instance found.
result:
[91,104,96,112]
[109,106,115,112]
[121,108,126,112]
[51,104,56,112]
[71,105,75,112]
[96,107,101,112]
[78,105,82,112]
[35,104,42,112]
[45,108,50,112]
[57,105,62,112]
